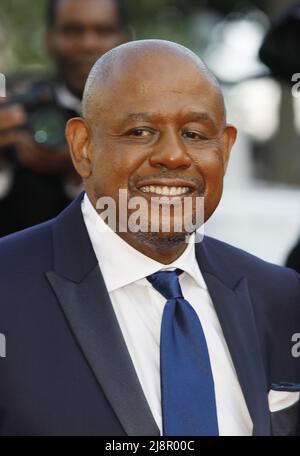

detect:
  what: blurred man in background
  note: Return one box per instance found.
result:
[0,0,129,236]
[259,2,300,273]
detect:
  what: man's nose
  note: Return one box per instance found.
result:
[79,31,106,53]
[149,129,192,170]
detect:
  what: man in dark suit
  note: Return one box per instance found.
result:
[0,40,300,436]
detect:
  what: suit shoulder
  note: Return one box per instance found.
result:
[202,235,299,284]
[0,220,53,269]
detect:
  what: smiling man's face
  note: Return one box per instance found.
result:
[67,41,237,262]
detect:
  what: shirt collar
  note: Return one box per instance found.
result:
[81,193,207,292]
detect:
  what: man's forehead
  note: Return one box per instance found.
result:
[55,0,119,23]
[83,40,225,120]
[115,51,209,82]
[99,59,218,104]
[103,70,221,113]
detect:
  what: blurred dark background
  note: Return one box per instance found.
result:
[0,1,294,72]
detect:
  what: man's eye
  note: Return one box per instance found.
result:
[95,26,122,36]
[128,129,153,137]
[182,131,208,140]
[60,25,83,37]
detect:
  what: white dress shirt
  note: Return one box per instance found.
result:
[81,193,253,436]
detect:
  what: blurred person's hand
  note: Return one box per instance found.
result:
[0,97,73,175]
[15,131,73,175]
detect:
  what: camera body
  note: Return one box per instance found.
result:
[4,81,75,150]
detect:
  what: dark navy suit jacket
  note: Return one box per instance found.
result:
[0,193,300,436]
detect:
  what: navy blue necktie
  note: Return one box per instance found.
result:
[147,269,219,436]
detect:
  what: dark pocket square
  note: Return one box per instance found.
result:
[270,401,299,436]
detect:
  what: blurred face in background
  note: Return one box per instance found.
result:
[46,0,128,98]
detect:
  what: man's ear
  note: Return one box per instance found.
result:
[222,124,237,173]
[65,117,92,178]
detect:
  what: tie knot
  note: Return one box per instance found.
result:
[146,268,183,300]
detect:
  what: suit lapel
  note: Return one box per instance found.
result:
[46,194,271,435]
[46,194,160,436]
[196,240,271,436]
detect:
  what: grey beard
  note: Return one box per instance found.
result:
[132,230,191,251]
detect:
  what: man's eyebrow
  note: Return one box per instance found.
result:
[126,113,152,121]
[123,111,217,126]
[186,111,216,125]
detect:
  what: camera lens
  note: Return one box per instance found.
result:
[28,105,68,150]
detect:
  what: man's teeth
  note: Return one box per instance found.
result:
[139,186,191,196]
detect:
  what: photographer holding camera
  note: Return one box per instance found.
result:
[0,0,128,236]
